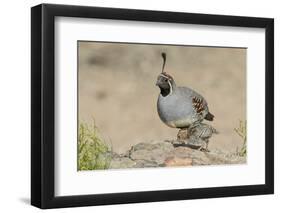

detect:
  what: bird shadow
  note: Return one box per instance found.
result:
[172,143,209,152]
[172,142,197,149]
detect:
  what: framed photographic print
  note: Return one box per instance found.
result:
[31,3,274,209]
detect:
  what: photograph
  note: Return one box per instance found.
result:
[78,41,247,170]
[30,3,274,209]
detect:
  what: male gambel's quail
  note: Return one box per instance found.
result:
[156,52,215,141]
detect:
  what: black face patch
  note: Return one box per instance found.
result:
[156,75,172,97]
[157,75,170,89]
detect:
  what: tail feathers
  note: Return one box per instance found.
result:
[205,112,214,121]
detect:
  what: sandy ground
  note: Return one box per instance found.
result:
[78,41,246,153]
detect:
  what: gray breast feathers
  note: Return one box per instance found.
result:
[157,87,208,128]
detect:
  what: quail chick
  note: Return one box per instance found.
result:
[156,52,214,137]
[188,123,218,151]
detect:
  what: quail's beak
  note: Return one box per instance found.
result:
[155,79,160,86]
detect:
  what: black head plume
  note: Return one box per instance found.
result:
[161,52,166,73]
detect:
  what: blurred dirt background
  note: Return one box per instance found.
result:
[78,41,246,154]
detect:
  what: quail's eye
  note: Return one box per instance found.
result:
[164,79,168,82]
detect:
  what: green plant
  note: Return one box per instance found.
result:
[234,120,247,157]
[78,121,111,170]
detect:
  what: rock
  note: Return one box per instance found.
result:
[129,141,174,165]
[109,157,136,169]
[203,151,246,165]
[108,140,246,169]
[134,159,160,168]
[171,146,212,165]
[164,156,193,167]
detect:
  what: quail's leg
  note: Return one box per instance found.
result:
[198,140,210,152]
[205,140,210,152]
[198,145,207,152]
[198,145,204,151]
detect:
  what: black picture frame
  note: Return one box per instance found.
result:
[31,3,274,209]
